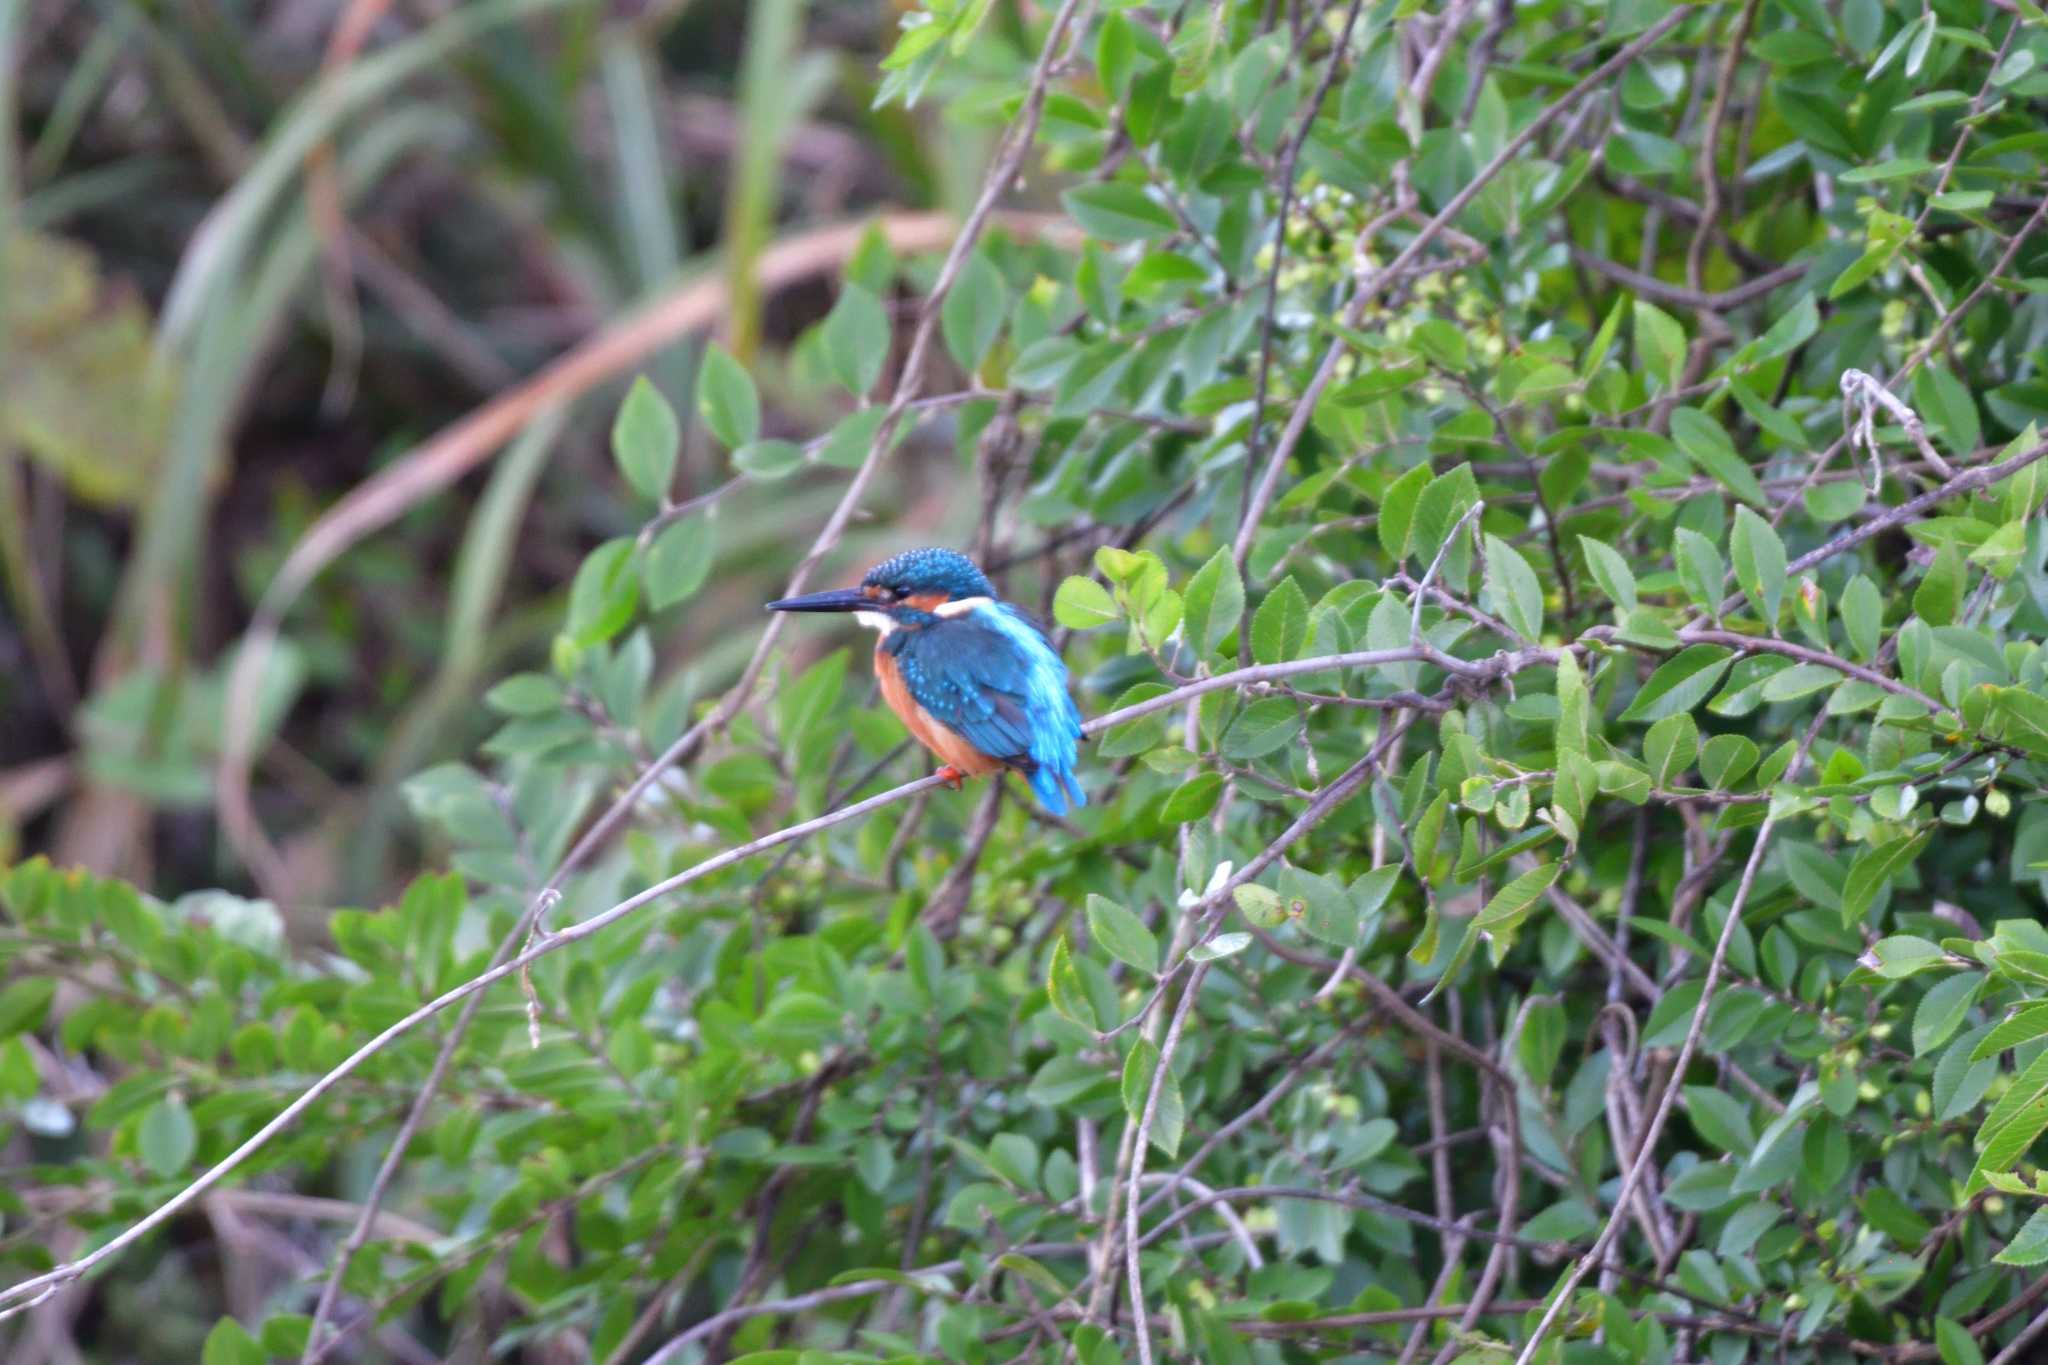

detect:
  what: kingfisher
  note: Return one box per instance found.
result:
[768,548,1087,814]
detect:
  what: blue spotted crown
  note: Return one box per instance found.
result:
[861,548,996,600]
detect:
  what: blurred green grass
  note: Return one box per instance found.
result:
[2,0,993,910]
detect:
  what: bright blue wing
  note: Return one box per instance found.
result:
[889,604,1086,813]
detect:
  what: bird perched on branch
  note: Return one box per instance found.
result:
[768,548,1087,814]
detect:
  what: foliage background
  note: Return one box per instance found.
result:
[10,0,2048,1361]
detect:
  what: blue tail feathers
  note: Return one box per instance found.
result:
[1028,758,1087,816]
[985,601,1086,816]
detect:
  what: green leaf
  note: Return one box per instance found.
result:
[1582,294,1627,377]
[1732,378,1811,450]
[1842,574,1882,660]
[1087,895,1159,975]
[258,1315,313,1357]
[1124,250,1207,298]
[1181,547,1243,657]
[1939,1027,2001,1122]
[1046,937,1099,1030]
[202,1318,265,1365]
[822,284,890,395]
[1734,1083,1821,1193]
[1170,2,1221,95]
[1352,864,1403,924]
[1970,1002,2048,1061]
[1839,157,1935,183]
[1999,1207,2048,1266]
[1675,529,1727,616]
[1937,1316,1987,1365]
[1685,1085,1755,1153]
[733,438,804,481]
[1097,11,1139,97]
[1915,972,1984,1057]
[1233,883,1286,929]
[1412,465,1481,588]
[1868,13,1927,78]
[1579,535,1637,614]
[1672,407,1768,507]
[1121,1037,1184,1157]
[1644,713,1697,788]
[816,406,891,470]
[1730,506,1788,628]
[0,977,55,1040]
[1754,293,1820,360]
[1619,646,1735,723]
[1054,577,1119,630]
[1377,463,1432,561]
[1251,577,1310,664]
[1842,831,1931,926]
[1555,651,1589,759]
[1930,189,1992,211]
[484,674,563,716]
[1159,771,1223,825]
[1223,698,1303,760]
[941,251,1008,372]
[1482,535,1543,640]
[1914,364,1982,459]
[611,376,679,504]
[642,515,716,611]
[1973,1047,2048,1192]
[1916,542,1966,626]
[1633,298,1686,389]
[139,1095,197,1177]
[1700,734,1758,789]
[1412,319,1469,371]
[1861,935,1946,979]
[1470,861,1562,955]
[1061,182,1177,242]
[1189,932,1252,962]
[1972,519,2027,580]
[695,343,760,448]
[1516,998,1567,1089]
[566,538,641,647]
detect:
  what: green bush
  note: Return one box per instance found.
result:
[11,0,2048,1362]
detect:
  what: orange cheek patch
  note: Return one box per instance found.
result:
[906,592,946,613]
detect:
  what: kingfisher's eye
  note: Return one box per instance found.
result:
[890,584,910,600]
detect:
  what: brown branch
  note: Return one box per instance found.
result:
[1572,248,1805,313]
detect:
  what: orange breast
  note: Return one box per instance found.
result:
[875,648,1004,776]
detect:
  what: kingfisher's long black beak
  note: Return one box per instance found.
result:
[766,588,870,613]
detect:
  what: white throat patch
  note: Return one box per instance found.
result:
[854,596,989,636]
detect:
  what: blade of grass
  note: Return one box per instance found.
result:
[111,110,464,665]
[349,402,572,895]
[21,158,175,230]
[721,0,804,363]
[600,27,698,477]
[96,0,246,181]
[160,0,584,348]
[0,458,72,711]
[0,1,68,711]
[602,31,685,294]
[304,0,397,416]
[24,4,131,185]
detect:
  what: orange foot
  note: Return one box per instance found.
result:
[936,765,967,790]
